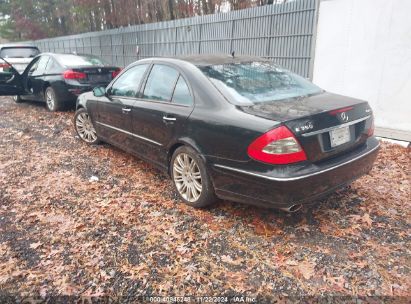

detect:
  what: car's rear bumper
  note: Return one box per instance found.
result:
[57,82,111,104]
[209,137,380,210]
[63,84,94,100]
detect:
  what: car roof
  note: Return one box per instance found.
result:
[41,52,97,57]
[174,54,270,66]
[0,44,39,49]
[137,54,270,67]
[38,52,118,68]
[37,53,267,67]
[39,52,106,62]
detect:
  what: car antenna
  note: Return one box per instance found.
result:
[231,51,235,58]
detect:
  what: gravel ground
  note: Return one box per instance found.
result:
[0,96,410,302]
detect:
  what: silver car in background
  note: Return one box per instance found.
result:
[0,44,40,73]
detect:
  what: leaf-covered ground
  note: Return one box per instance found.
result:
[0,97,410,301]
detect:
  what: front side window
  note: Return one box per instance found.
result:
[143,65,179,102]
[199,61,323,105]
[172,76,193,106]
[110,64,148,97]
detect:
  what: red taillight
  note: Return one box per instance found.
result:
[0,63,11,69]
[63,70,86,80]
[112,68,122,78]
[367,118,375,137]
[247,126,307,165]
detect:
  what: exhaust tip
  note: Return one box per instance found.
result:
[282,204,303,213]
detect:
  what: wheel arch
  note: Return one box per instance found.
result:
[42,82,51,99]
[76,103,85,111]
[76,95,88,111]
[167,138,205,175]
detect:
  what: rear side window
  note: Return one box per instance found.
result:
[45,58,61,73]
[36,56,50,73]
[0,47,39,58]
[29,56,49,75]
[110,64,148,97]
[143,65,179,102]
[172,76,193,106]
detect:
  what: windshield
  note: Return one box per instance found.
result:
[0,47,39,58]
[199,61,322,105]
[57,54,109,67]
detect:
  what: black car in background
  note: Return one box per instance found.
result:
[0,53,121,111]
[67,55,379,212]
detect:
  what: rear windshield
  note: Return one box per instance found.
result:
[57,54,109,67]
[199,61,322,105]
[0,47,40,58]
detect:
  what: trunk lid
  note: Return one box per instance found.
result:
[241,92,374,162]
[71,67,119,85]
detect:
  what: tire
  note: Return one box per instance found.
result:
[45,87,64,111]
[171,146,217,208]
[74,108,100,145]
[13,95,23,103]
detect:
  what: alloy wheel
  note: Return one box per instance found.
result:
[75,112,98,143]
[173,153,203,202]
[46,89,55,110]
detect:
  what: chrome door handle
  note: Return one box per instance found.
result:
[163,116,176,122]
[122,108,131,113]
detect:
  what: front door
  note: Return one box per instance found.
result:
[24,55,50,101]
[131,64,194,168]
[0,57,25,96]
[94,63,150,150]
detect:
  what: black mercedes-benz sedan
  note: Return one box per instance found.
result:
[0,52,121,111]
[0,54,379,211]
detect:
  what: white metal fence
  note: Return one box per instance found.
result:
[31,0,319,78]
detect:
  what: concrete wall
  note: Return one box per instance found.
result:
[313,0,411,141]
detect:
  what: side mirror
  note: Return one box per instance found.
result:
[93,86,106,97]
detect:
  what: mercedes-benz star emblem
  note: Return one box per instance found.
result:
[340,112,349,122]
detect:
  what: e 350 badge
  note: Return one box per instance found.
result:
[294,121,314,133]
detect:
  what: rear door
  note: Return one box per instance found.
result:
[130,64,194,168]
[94,63,149,149]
